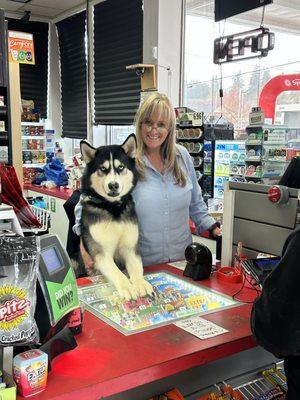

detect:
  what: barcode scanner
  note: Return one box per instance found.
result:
[183,243,213,281]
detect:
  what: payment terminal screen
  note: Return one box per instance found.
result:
[41,247,64,275]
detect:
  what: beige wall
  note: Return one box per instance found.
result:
[8,62,22,186]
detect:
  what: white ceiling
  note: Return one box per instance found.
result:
[0,0,86,20]
[0,0,299,32]
[186,0,300,34]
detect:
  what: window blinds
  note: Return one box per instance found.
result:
[93,0,143,126]
[56,11,87,139]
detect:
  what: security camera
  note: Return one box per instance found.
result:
[21,10,31,23]
[135,67,145,77]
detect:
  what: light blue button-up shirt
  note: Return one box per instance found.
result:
[73,145,215,266]
[133,145,215,265]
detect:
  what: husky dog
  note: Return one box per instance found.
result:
[80,134,153,300]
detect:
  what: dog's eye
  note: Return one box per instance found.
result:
[99,166,107,173]
[117,165,125,172]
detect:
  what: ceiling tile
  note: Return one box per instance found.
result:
[0,0,25,11]
[14,3,68,17]
[30,0,84,12]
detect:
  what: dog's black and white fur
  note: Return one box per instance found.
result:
[80,134,153,300]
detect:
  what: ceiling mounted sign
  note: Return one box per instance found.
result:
[8,30,35,65]
[213,27,275,65]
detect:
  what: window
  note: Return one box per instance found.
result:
[7,18,49,119]
[184,7,300,133]
[56,11,87,139]
[93,0,142,126]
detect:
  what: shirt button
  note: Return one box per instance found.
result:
[164,211,168,215]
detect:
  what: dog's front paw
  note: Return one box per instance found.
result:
[114,275,138,301]
[131,277,153,298]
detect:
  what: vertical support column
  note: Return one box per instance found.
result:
[8,62,23,186]
[47,23,62,138]
[221,183,235,266]
[143,0,183,107]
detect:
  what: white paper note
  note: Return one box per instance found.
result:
[174,316,228,339]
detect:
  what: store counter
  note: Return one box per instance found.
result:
[24,263,274,400]
[24,184,74,201]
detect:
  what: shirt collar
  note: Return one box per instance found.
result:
[142,146,181,167]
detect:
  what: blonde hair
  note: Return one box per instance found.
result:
[135,92,186,186]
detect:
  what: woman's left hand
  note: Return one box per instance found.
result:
[212,226,222,236]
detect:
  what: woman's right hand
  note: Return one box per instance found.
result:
[80,239,94,270]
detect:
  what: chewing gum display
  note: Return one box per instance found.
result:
[0,236,39,346]
[13,349,48,397]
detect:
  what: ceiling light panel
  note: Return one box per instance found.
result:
[8,0,31,3]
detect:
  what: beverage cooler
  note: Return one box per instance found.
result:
[201,123,235,204]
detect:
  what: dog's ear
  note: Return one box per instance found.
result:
[80,140,97,164]
[122,134,136,158]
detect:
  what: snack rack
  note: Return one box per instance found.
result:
[176,112,205,192]
[195,362,286,400]
[22,121,46,168]
[244,125,291,185]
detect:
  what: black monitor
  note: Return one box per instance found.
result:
[278,157,300,189]
[215,0,273,22]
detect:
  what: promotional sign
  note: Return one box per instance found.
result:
[259,74,300,123]
[8,30,35,64]
[214,27,275,64]
[38,235,79,326]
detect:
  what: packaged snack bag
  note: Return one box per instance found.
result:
[0,236,40,346]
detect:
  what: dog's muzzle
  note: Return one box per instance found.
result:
[107,181,120,197]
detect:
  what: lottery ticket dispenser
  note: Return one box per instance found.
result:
[34,234,79,363]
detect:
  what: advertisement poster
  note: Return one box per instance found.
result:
[8,30,35,64]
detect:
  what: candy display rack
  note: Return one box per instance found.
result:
[176,111,205,191]
[22,121,46,168]
[245,125,291,185]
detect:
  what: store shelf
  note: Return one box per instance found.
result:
[263,141,287,146]
[23,149,46,152]
[22,135,45,140]
[176,124,204,192]
[21,121,44,126]
[23,163,45,168]
[263,158,289,163]
[0,105,7,116]
[245,140,263,145]
[245,157,262,162]
[177,136,203,141]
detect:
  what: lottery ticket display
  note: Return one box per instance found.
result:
[78,272,239,335]
[214,141,246,200]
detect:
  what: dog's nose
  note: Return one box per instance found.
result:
[108,182,119,191]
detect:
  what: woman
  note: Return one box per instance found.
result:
[74,92,220,267]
